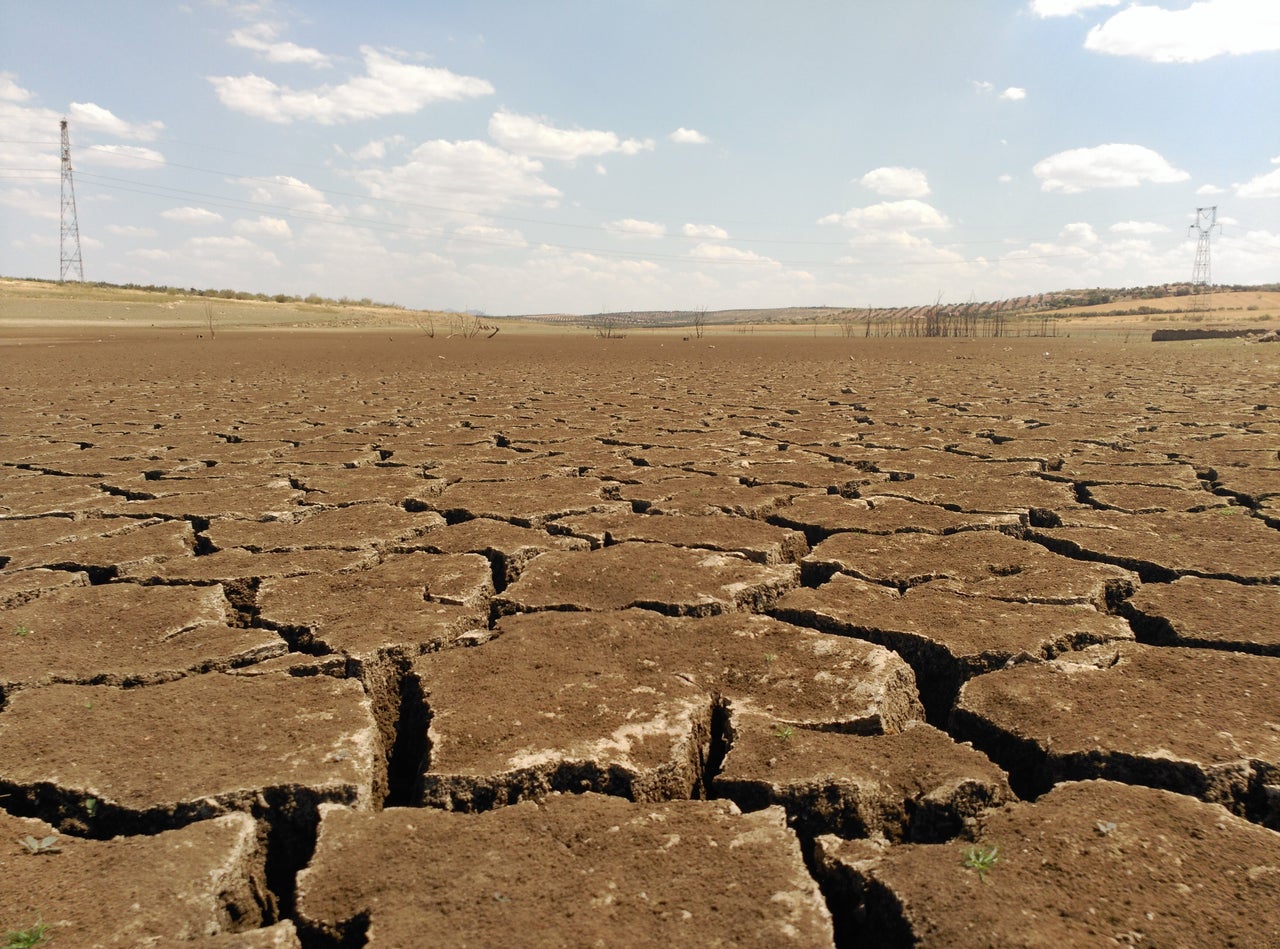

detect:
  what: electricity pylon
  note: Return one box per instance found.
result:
[1187,206,1219,317]
[60,119,84,282]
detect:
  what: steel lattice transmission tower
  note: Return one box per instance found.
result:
[1187,206,1219,316]
[59,119,84,282]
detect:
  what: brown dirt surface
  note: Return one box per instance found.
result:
[1,324,1278,943]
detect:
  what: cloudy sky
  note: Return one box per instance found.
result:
[2,1,1278,314]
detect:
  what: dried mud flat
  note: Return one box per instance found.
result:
[1,329,1278,947]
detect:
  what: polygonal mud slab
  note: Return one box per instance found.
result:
[257,551,493,656]
[1121,576,1280,655]
[713,714,1011,841]
[0,810,271,944]
[618,474,819,517]
[409,516,590,586]
[0,581,285,698]
[1081,482,1228,513]
[952,641,1280,823]
[291,465,445,506]
[204,503,444,552]
[1044,460,1204,488]
[814,780,1280,947]
[414,609,922,811]
[117,546,377,583]
[97,481,305,521]
[1032,510,1280,582]
[769,494,1020,543]
[873,472,1080,516]
[0,672,379,832]
[296,795,833,948]
[493,542,800,617]
[1,517,195,574]
[0,566,88,609]
[553,511,809,564]
[430,477,627,528]
[803,529,1137,608]
[773,574,1133,721]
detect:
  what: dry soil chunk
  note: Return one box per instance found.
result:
[815,780,1280,947]
[0,811,270,945]
[714,714,1011,840]
[771,494,1019,542]
[0,673,378,830]
[803,529,1136,608]
[0,566,89,608]
[204,503,443,551]
[953,641,1280,822]
[414,609,921,811]
[117,546,376,583]
[257,551,492,657]
[432,477,626,527]
[1034,510,1280,582]
[1122,576,1280,655]
[774,574,1133,721]
[412,516,589,585]
[494,542,799,617]
[555,511,809,564]
[1,517,195,573]
[0,581,285,697]
[296,795,833,948]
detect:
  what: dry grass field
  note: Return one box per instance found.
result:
[0,281,1278,946]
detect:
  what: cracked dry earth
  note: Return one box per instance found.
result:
[1,332,1278,948]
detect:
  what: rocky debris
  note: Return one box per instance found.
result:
[769,494,1021,543]
[801,529,1137,608]
[952,641,1280,823]
[0,581,285,699]
[1122,576,1280,656]
[1032,510,1280,582]
[493,542,800,617]
[0,810,272,945]
[814,780,1280,947]
[0,672,379,832]
[552,511,809,564]
[203,503,444,552]
[296,795,834,947]
[410,516,590,586]
[430,477,628,528]
[713,714,1011,840]
[414,609,922,811]
[773,574,1133,722]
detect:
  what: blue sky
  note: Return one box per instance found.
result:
[2,0,1278,314]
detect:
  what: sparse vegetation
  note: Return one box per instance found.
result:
[3,919,50,948]
[12,625,31,637]
[773,724,795,741]
[16,835,60,855]
[962,844,1000,881]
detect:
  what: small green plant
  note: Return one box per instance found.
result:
[763,653,778,664]
[84,797,98,818]
[3,918,50,948]
[16,835,60,855]
[773,724,794,741]
[962,844,999,881]
[12,626,31,638]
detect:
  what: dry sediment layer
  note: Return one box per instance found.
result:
[1,332,1278,945]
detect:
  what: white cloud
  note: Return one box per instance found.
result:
[0,186,58,221]
[859,166,931,199]
[1032,143,1189,192]
[106,224,158,238]
[1059,222,1100,245]
[1237,156,1280,198]
[161,206,224,224]
[346,135,406,161]
[81,144,166,168]
[972,80,995,93]
[605,218,666,239]
[998,173,1014,183]
[1197,183,1227,195]
[819,199,951,231]
[0,72,33,102]
[68,102,164,140]
[999,86,1027,101]
[682,223,729,240]
[669,127,710,144]
[234,215,292,238]
[209,47,493,124]
[690,243,775,264]
[187,234,282,268]
[1110,220,1169,234]
[454,223,527,247]
[1029,0,1121,16]
[246,175,335,215]
[229,23,334,68]
[1085,0,1280,63]
[489,110,654,161]
[351,139,561,216]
